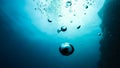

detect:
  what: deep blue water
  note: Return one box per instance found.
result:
[0,0,107,68]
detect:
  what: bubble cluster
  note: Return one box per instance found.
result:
[57,26,67,33]
[83,0,95,9]
[33,0,100,56]
[33,0,94,33]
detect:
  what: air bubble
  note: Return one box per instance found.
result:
[59,42,74,56]
[58,15,62,17]
[77,25,81,29]
[48,19,52,23]
[98,33,102,36]
[66,1,72,7]
[84,5,88,9]
[70,21,73,23]
[61,26,67,32]
[57,29,61,33]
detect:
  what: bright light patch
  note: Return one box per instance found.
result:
[27,0,105,39]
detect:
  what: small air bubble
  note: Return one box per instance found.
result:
[84,13,86,15]
[58,15,62,17]
[57,29,61,33]
[98,33,102,36]
[66,1,72,7]
[73,14,76,16]
[77,25,81,29]
[61,26,67,32]
[85,5,88,9]
[35,8,37,10]
[70,21,73,23]
[48,19,52,23]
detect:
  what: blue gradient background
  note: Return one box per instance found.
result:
[0,0,106,68]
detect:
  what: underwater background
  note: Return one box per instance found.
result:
[0,0,120,68]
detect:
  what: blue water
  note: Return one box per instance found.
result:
[0,0,106,68]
